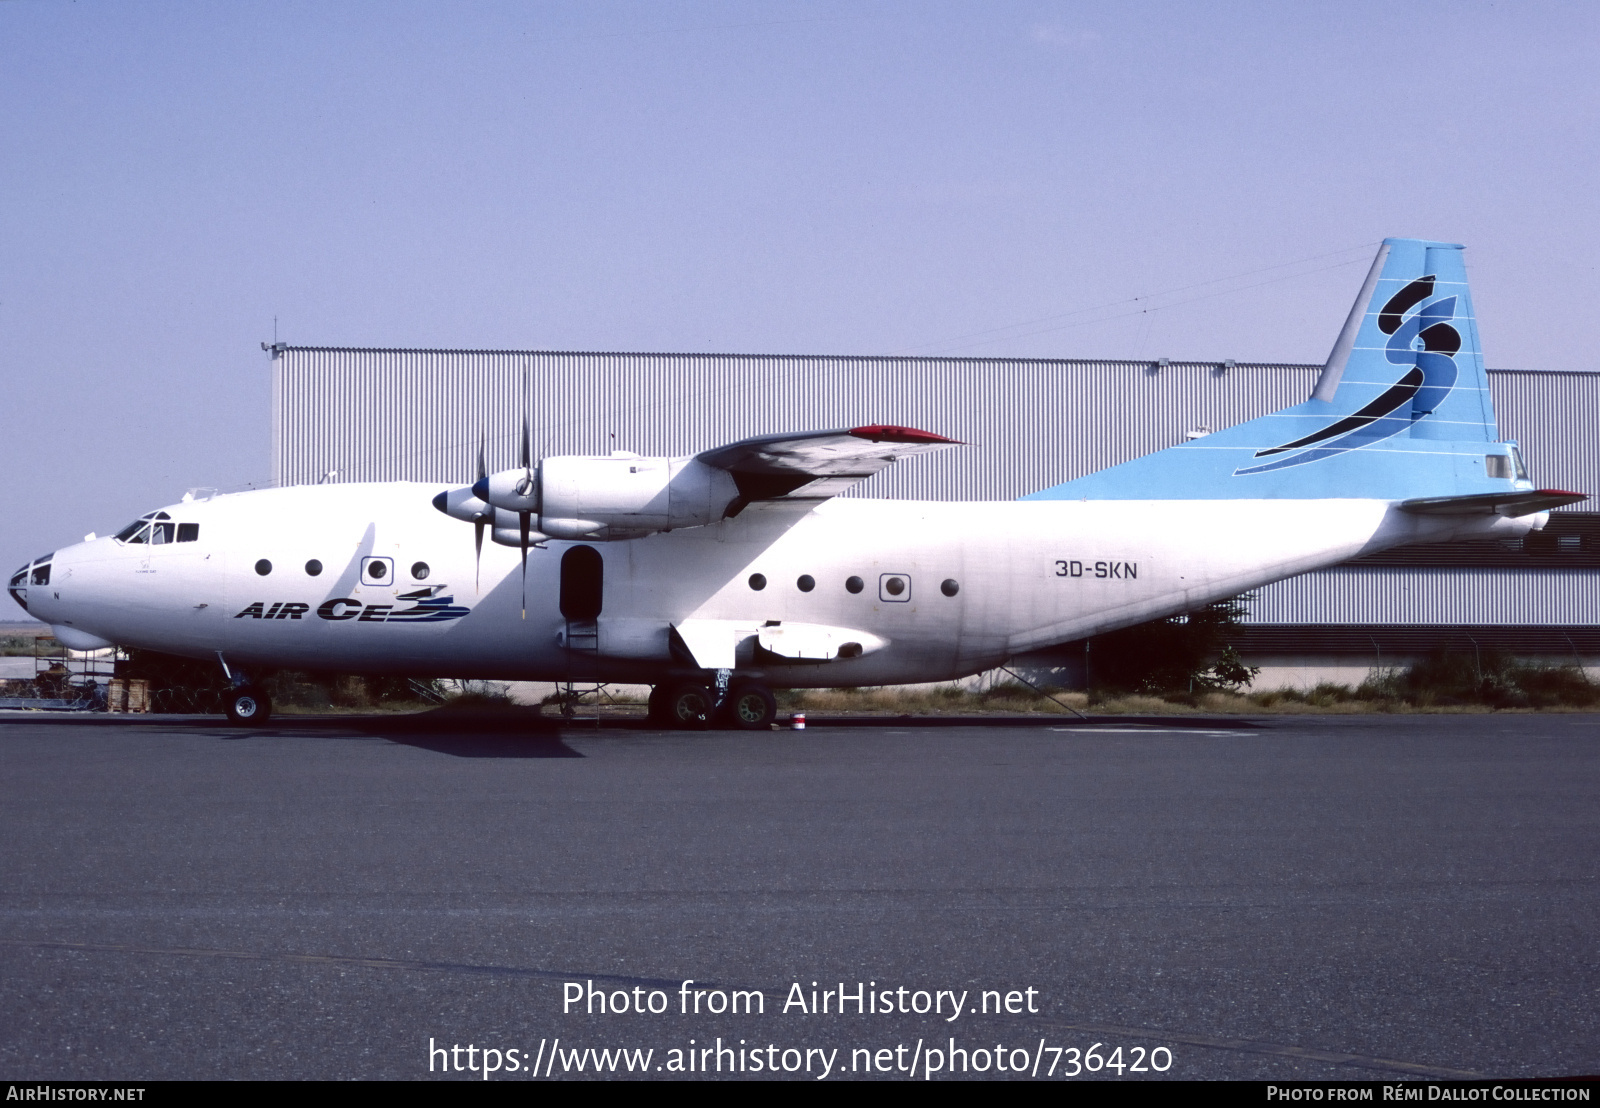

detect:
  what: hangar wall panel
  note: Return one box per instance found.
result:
[272,350,1598,503]
[271,350,1318,500]
[1245,568,1600,626]
[1488,370,1600,498]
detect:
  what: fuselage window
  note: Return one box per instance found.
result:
[177,523,199,542]
[748,573,767,591]
[410,561,430,580]
[797,574,815,592]
[845,575,865,594]
[255,559,272,576]
[305,559,323,576]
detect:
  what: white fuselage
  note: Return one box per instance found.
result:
[23,483,1538,686]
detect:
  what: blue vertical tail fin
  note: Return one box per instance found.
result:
[1027,238,1522,502]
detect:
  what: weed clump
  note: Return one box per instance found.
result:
[1396,648,1598,709]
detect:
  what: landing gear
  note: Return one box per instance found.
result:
[648,678,777,730]
[647,683,672,726]
[662,681,715,730]
[225,685,272,726]
[719,682,777,730]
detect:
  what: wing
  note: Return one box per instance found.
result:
[697,424,962,510]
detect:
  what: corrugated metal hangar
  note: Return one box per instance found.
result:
[269,346,1600,687]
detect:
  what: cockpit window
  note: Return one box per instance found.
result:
[30,564,51,586]
[115,511,189,544]
[8,569,25,589]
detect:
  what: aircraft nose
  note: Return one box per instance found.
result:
[8,556,48,615]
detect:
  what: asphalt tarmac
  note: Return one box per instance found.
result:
[0,709,1595,1081]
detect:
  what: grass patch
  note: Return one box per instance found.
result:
[445,681,515,709]
[0,634,66,657]
[778,684,1089,715]
[774,652,1600,716]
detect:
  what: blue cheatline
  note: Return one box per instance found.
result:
[1024,238,1520,502]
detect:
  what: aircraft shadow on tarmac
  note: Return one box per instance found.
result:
[333,707,586,758]
[0,706,587,758]
[0,707,1263,759]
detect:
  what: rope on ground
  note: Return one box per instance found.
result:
[997,666,1089,720]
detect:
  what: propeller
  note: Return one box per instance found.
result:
[473,434,488,593]
[516,413,535,620]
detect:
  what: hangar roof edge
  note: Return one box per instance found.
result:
[267,346,1595,375]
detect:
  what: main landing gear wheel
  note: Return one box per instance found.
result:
[225,686,272,727]
[664,681,715,730]
[719,682,777,730]
[647,683,673,727]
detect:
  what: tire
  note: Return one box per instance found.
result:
[225,686,272,727]
[665,682,714,730]
[647,683,673,726]
[720,682,777,730]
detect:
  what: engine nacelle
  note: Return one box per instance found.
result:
[489,509,549,548]
[472,453,740,541]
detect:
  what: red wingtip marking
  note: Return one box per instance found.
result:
[1535,489,1586,497]
[849,424,962,445]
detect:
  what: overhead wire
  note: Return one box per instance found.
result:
[893,240,1380,356]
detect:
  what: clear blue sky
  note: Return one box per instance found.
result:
[3,1,1596,607]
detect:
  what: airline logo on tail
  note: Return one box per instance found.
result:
[1234,276,1460,476]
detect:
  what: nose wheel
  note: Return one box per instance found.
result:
[225,686,272,726]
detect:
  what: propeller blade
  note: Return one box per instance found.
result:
[474,516,485,593]
[519,510,531,619]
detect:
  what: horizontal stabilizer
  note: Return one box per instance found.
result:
[1398,489,1587,516]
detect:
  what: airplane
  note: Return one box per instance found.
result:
[7,238,1586,728]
